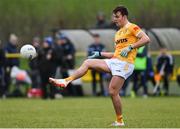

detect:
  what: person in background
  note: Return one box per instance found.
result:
[29,36,41,88]
[176,67,180,87]
[87,33,106,96]
[38,36,57,99]
[60,34,76,70]
[146,53,156,87]
[95,12,109,29]
[4,34,19,97]
[58,34,76,96]
[131,45,148,98]
[156,48,174,96]
[0,40,6,98]
[53,35,65,97]
[53,35,64,74]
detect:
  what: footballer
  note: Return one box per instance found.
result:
[49,5,150,126]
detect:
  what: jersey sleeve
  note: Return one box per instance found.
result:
[130,24,142,37]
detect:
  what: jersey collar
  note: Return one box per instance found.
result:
[124,22,131,28]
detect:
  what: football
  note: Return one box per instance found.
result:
[20,44,37,59]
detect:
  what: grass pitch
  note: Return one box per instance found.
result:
[0,97,180,128]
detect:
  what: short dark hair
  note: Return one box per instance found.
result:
[92,33,100,37]
[113,6,128,16]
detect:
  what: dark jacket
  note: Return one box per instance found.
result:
[61,41,76,69]
[29,47,41,70]
[0,48,6,75]
[53,43,64,66]
[4,42,19,67]
[156,54,174,74]
[87,43,105,56]
[38,47,57,76]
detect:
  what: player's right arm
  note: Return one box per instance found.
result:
[88,51,114,59]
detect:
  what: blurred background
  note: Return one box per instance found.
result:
[0,0,180,99]
[0,0,179,42]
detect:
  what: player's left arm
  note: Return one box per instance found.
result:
[120,24,150,57]
[131,31,150,49]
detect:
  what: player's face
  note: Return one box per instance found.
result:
[112,11,125,27]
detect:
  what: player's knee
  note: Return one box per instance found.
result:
[83,59,91,67]
[109,87,118,96]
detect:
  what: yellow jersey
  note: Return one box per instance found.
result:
[113,22,142,64]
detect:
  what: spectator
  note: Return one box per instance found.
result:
[95,12,109,29]
[87,33,106,96]
[177,67,180,86]
[0,40,6,98]
[53,35,64,73]
[38,36,57,99]
[155,48,174,96]
[59,34,76,69]
[146,53,156,87]
[4,34,20,97]
[132,45,148,98]
[29,36,41,88]
[57,34,77,96]
[53,34,65,96]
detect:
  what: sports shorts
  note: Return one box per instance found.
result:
[104,58,134,79]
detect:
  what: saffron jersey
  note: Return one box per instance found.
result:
[113,22,142,64]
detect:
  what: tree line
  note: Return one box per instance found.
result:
[0,0,179,44]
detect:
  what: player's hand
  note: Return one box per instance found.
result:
[120,45,133,57]
[88,51,101,59]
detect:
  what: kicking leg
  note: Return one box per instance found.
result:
[49,59,110,87]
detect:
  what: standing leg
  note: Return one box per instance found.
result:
[109,75,125,124]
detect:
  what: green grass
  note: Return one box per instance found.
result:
[0,97,180,128]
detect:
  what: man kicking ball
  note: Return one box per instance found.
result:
[49,5,150,127]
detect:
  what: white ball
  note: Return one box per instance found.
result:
[20,44,37,59]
